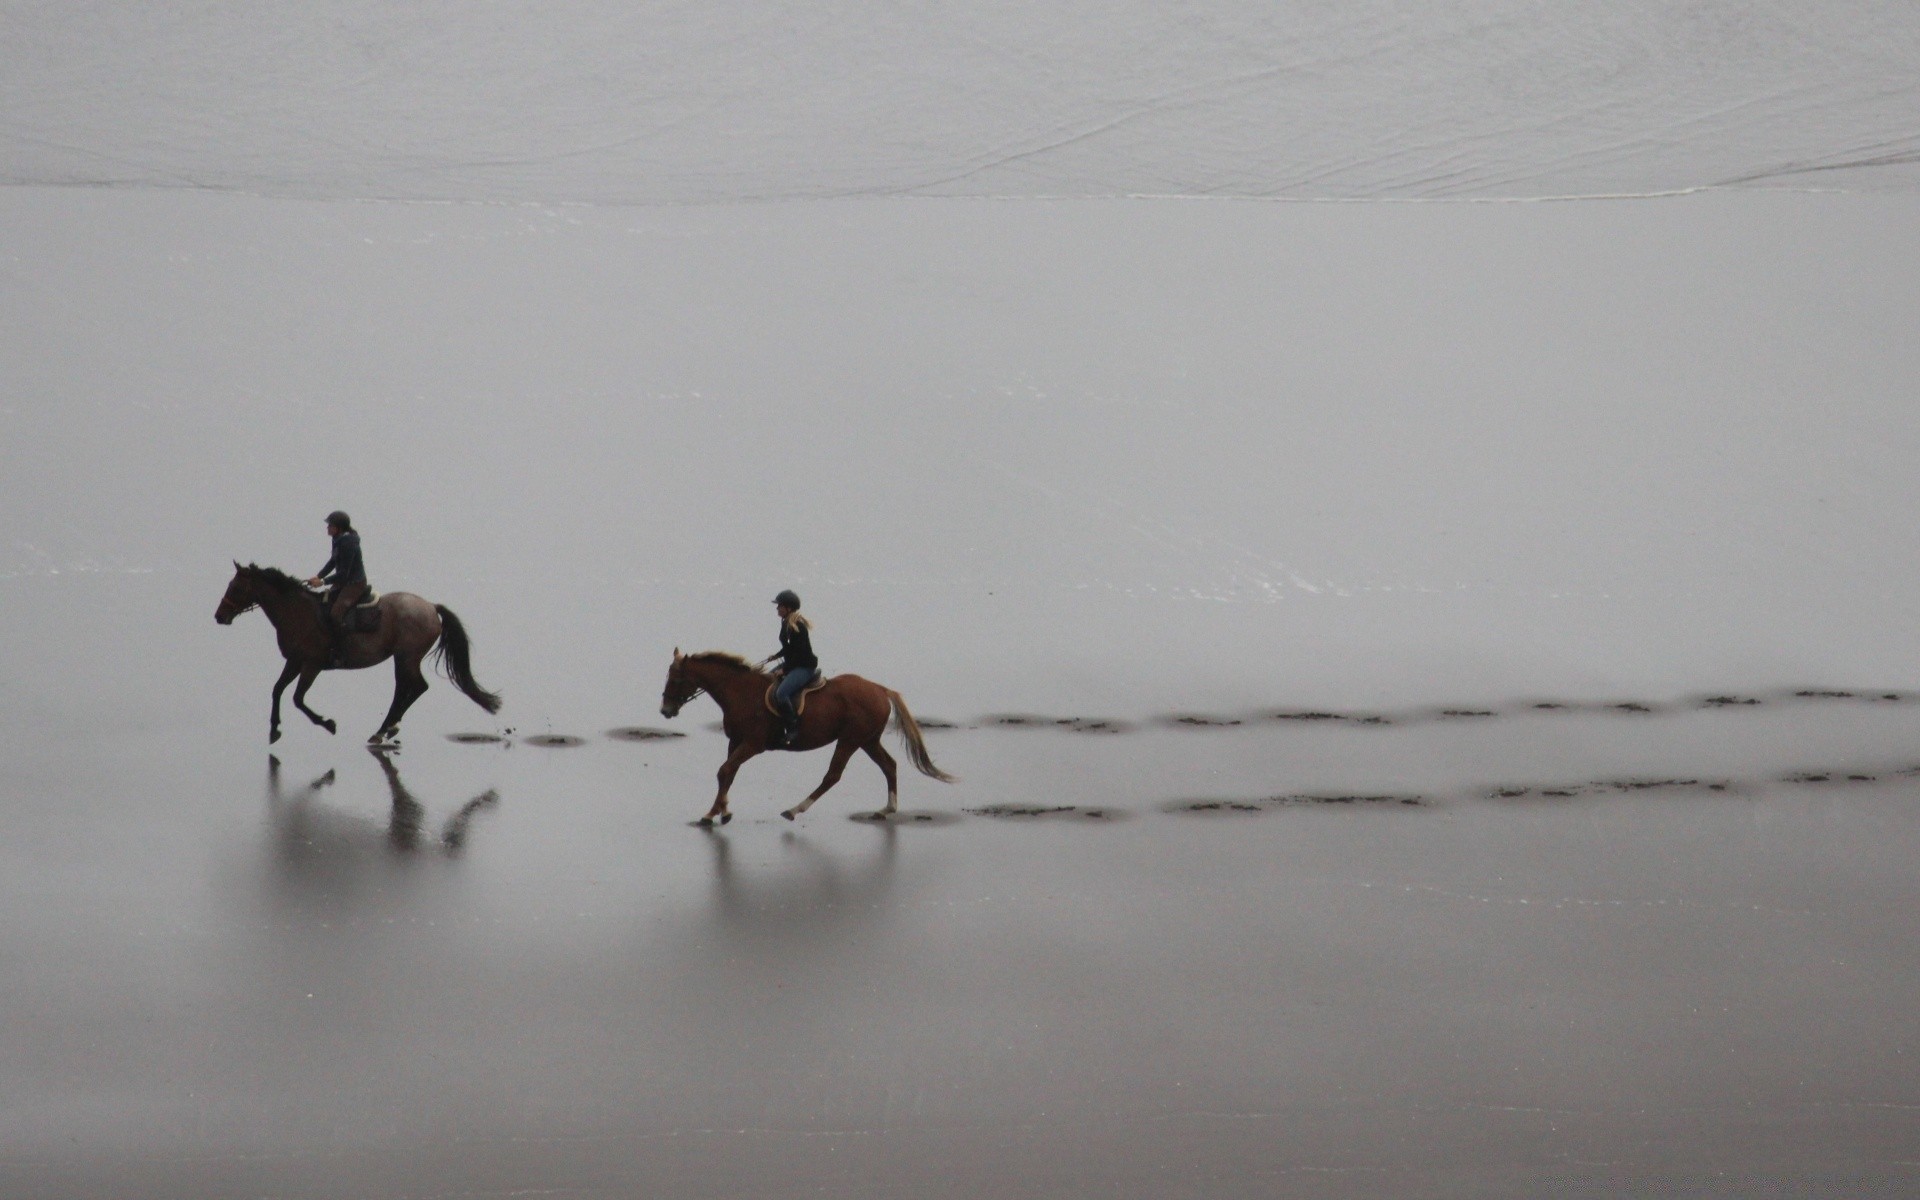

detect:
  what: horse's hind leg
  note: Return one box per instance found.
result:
[290,667,335,736]
[785,737,860,820]
[863,739,900,815]
[373,653,429,743]
[269,661,299,743]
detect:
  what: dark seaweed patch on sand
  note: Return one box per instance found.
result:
[522,734,586,748]
[1167,799,1267,815]
[1057,717,1131,734]
[849,810,960,826]
[446,732,506,744]
[1171,793,1423,813]
[605,726,686,741]
[1274,793,1424,807]
[1163,714,1244,728]
[1102,686,1920,735]
[1491,778,1732,800]
[964,804,1124,821]
[979,714,1130,734]
[1780,770,1879,785]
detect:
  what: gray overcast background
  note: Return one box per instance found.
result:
[6,1,1920,202]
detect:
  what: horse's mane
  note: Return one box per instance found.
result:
[685,651,769,675]
[241,564,314,598]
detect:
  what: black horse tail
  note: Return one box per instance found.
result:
[432,605,503,714]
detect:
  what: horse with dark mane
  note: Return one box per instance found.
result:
[216,563,500,744]
[659,650,954,824]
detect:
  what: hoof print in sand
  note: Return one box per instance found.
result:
[446,732,507,744]
[605,726,685,742]
[521,734,585,748]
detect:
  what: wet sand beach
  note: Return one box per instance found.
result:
[5,175,1920,1195]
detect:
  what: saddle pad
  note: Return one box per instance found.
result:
[346,597,382,633]
[764,673,830,717]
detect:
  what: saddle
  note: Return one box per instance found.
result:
[343,590,382,633]
[764,672,830,717]
[312,586,383,633]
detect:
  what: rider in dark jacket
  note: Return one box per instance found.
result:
[769,589,817,747]
[307,510,368,667]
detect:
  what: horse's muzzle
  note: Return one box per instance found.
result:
[659,702,678,718]
[215,610,234,626]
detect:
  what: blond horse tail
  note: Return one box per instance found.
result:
[888,690,956,782]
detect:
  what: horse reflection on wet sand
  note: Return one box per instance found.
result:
[266,750,499,869]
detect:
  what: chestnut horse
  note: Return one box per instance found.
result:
[216,563,501,744]
[658,650,954,824]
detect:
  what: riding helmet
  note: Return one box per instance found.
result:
[773,589,801,609]
[325,510,352,530]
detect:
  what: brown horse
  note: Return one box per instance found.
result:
[216,563,501,744]
[658,650,954,824]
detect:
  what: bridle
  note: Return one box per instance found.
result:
[215,580,259,624]
[663,666,704,711]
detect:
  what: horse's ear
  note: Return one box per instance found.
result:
[672,647,682,661]
[233,560,242,570]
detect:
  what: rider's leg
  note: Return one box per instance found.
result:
[322,590,344,667]
[771,668,814,747]
[327,583,366,667]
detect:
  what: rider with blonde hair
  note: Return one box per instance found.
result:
[768,589,817,748]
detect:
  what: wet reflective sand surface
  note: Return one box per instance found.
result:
[6,187,1920,1195]
[5,643,1920,1196]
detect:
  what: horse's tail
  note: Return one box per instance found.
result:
[887,689,956,782]
[432,605,503,714]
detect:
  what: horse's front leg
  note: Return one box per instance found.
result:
[702,742,758,826]
[290,666,336,736]
[268,660,300,743]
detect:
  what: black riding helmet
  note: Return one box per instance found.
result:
[773,589,801,609]
[325,510,353,531]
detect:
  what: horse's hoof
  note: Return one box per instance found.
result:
[323,720,337,735]
[781,810,796,821]
[696,816,713,827]
[269,729,281,744]
[720,812,733,825]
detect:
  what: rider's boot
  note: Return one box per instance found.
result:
[770,709,796,749]
[323,611,346,670]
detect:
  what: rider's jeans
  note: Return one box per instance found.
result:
[774,668,817,715]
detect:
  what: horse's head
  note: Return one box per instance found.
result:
[215,562,260,625]
[660,649,699,718]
